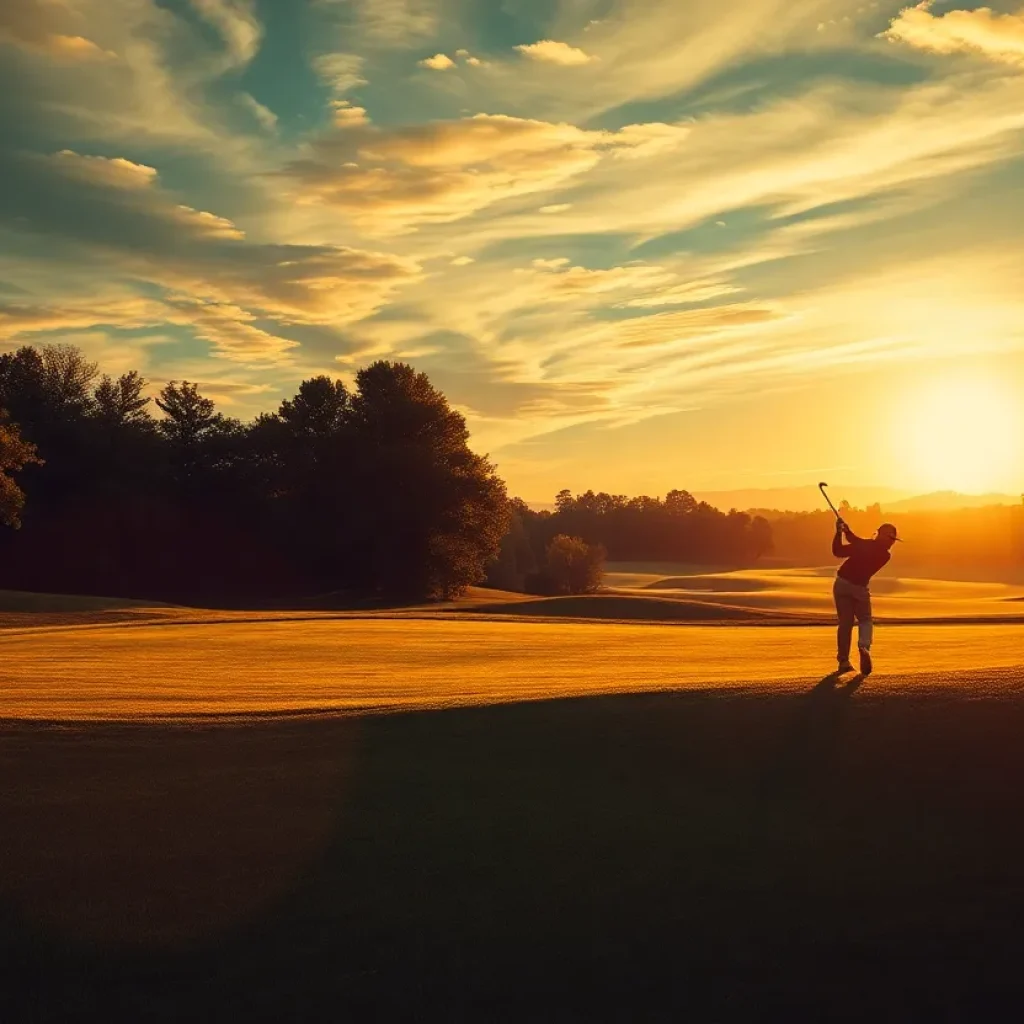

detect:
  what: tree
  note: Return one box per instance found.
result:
[279,376,349,439]
[40,344,98,417]
[156,381,217,447]
[349,361,510,598]
[665,489,698,516]
[93,372,152,429]
[0,344,97,426]
[542,534,605,595]
[0,414,42,528]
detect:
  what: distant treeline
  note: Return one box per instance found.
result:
[0,345,509,602]
[760,503,1024,580]
[487,489,775,591]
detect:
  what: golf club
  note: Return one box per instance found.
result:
[818,481,842,521]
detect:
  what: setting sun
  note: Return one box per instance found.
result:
[900,373,1023,495]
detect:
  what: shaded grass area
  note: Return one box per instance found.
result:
[4,686,1024,1020]
[464,593,781,621]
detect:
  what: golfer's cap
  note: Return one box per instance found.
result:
[878,523,901,542]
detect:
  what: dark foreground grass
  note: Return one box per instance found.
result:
[4,678,1024,1021]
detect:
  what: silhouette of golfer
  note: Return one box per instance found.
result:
[832,520,899,676]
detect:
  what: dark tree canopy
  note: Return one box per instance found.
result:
[93,371,152,429]
[0,347,509,604]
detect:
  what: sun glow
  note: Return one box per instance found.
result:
[900,373,1023,494]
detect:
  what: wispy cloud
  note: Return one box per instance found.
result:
[281,113,690,231]
[0,148,420,362]
[314,52,368,95]
[189,0,262,69]
[329,0,438,47]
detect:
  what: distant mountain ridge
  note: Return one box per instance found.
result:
[881,491,1021,513]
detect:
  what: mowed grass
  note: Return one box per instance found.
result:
[3,616,1024,719]
[5,673,1024,1020]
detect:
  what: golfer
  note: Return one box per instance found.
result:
[832,520,899,677]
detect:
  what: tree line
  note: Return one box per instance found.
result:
[487,489,775,593]
[0,344,781,604]
[0,345,509,603]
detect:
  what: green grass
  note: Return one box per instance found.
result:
[4,680,1024,1019]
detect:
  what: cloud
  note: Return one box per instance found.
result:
[0,148,421,362]
[314,52,367,95]
[0,296,170,342]
[282,113,690,231]
[419,53,455,70]
[330,0,438,47]
[521,259,679,300]
[0,0,241,151]
[42,151,244,239]
[238,93,278,131]
[0,0,107,58]
[612,305,784,347]
[189,0,262,69]
[540,204,572,213]
[883,3,1024,65]
[438,74,1024,259]
[329,100,370,127]
[50,150,159,190]
[515,40,594,65]
[164,300,298,361]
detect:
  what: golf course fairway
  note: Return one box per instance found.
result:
[2,617,1023,719]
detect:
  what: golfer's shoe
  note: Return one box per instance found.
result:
[837,663,855,675]
[859,647,873,677]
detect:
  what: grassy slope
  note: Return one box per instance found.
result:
[3,564,1023,632]
[5,678,1024,1019]
[603,566,1024,620]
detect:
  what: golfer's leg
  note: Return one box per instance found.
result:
[834,583,854,664]
[857,592,874,651]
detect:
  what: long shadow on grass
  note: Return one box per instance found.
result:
[9,684,1024,1021]
[758,673,863,799]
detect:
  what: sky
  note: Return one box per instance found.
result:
[2,0,1024,503]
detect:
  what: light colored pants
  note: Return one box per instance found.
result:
[833,576,873,663]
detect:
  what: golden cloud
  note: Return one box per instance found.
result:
[282,113,690,231]
[883,3,1024,64]
[515,40,594,65]
[50,150,159,190]
[0,297,169,341]
[0,0,107,58]
[3,148,422,362]
[419,52,454,70]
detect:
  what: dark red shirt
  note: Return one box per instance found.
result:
[833,533,890,587]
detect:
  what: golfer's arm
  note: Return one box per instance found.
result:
[832,534,852,557]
